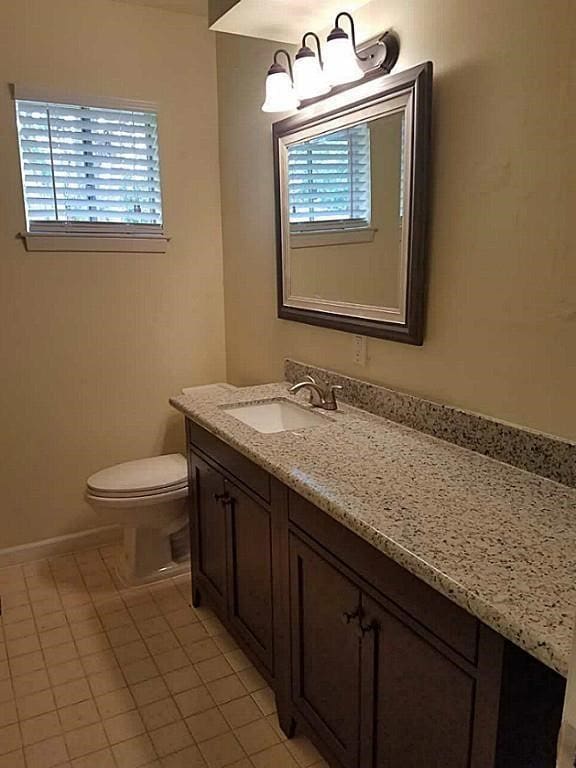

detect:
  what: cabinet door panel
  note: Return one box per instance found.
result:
[189,454,228,617]
[226,480,274,671]
[361,595,475,768]
[289,533,362,768]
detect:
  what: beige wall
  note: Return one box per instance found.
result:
[0,0,226,547]
[217,0,576,440]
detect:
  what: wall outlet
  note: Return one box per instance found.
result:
[353,335,367,367]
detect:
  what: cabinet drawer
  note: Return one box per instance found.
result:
[288,491,479,664]
[187,420,270,503]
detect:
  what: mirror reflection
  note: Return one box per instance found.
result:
[286,110,405,312]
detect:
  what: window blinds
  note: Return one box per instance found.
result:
[287,123,371,231]
[15,99,163,232]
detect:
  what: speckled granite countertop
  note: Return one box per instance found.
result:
[170,383,576,677]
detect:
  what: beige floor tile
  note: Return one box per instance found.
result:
[2,592,28,610]
[139,697,181,731]
[76,633,111,657]
[219,696,262,729]
[196,656,234,684]
[104,709,146,744]
[198,732,246,768]
[201,617,227,638]
[234,718,279,755]
[0,701,17,728]
[88,668,125,696]
[237,667,266,694]
[44,641,79,667]
[0,663,9,683]
[174,685,215,718]
[59,699,100,732]
[149,720,194,757]
[8,649,45,677]
[206,675,247,705]
[213,635,239,655]
[107,625,141,648]
[161,744,206,768]
[129,602,161,624]
[16,687,55,719]
[250,743,300,768]
[266,713,288,742]
[175,624,208,649]
[145,631,180,656]
[12,667,50,698]
[4,618,36,641]
[224,650,251,673]
[186,707,230,743]
[0,748,26,768]
[185,639,220,665]
[114,640,150,666]
[251,688,277,717]
[36,611,68,633]
[54,677,92,708]
[95,687,136,719]
[154,648,189,675]
[0,682,12,705]
[1,605,33,625]
[131,676,170,707]
[164,665,202,695]
[41,626,74,649]
[48,659,86,687]
[6,633,41,658]
[123,658,160,686]
[0,722,21,755]
[66,605,99,626]
[138,617,170,639]
[65,722,108,759]
[71,619,103,641]
[70,746,116,768]
[285,736,323,766]
[21,710,62,745]
[112,732,157,768]
[101,609,135,631]
[95,599,125,619]
[24,734,69,768]
[33,598,64,618]
[165,608,197,630]
[81,650,118,676]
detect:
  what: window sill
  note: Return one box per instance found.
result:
[290,228,376,249]
[19,232,170,253]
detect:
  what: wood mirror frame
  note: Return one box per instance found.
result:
[273,61,432,345]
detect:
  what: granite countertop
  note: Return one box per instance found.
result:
[170,383,576,677]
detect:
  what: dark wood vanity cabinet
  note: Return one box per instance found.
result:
[185,419,565,768]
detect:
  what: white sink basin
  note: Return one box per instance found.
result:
[223,399,329,434]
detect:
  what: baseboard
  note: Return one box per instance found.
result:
[0,525,122,568]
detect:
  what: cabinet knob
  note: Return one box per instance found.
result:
[355,619,378,638]
[340,608,360,626]
[213,492,231,504]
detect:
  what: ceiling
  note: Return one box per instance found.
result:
[113,0,208,17]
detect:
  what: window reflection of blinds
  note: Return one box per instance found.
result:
[288,123,371,231]
[16,100,163,232]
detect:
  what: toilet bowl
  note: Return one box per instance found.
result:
[86,453,189,585]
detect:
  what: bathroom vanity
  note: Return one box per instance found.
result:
[171,373,576,768]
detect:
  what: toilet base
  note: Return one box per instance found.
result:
[119,525,190,586]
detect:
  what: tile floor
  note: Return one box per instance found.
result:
[0,545,329,768]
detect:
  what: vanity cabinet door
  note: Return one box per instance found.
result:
[188,454,228,618]
[289,533,362,768]
[225,479,274,673]
[360,594,476,768]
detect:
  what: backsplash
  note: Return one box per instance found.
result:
[285,359,576,488]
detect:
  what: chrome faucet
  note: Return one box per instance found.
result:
[289,375,343,411]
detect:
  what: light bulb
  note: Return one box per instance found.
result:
[293,47,330,101]
[261,63,299,113]
[324,30,364,86]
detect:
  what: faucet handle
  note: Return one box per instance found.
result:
[304,374,317,385]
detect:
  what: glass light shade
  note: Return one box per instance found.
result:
[293,54,330,100]
[261,70,299,113]
[323,35,364,86]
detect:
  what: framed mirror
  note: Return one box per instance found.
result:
[273,62,432,344]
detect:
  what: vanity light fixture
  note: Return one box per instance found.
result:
[323,12,366,86]
[293,33,330,101]
[261,49,299,113]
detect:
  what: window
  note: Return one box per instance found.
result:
[14,92,166,251]
[287,123,371,234]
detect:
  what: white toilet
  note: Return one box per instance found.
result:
[86,453,189,585]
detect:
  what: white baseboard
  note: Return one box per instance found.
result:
[0,525,122,568]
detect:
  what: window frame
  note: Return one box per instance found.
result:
[11,84,169,253]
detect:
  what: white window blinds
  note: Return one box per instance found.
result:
[287,123,371,232]
[15,99,163,233]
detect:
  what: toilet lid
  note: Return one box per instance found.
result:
[87,454,188,496]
